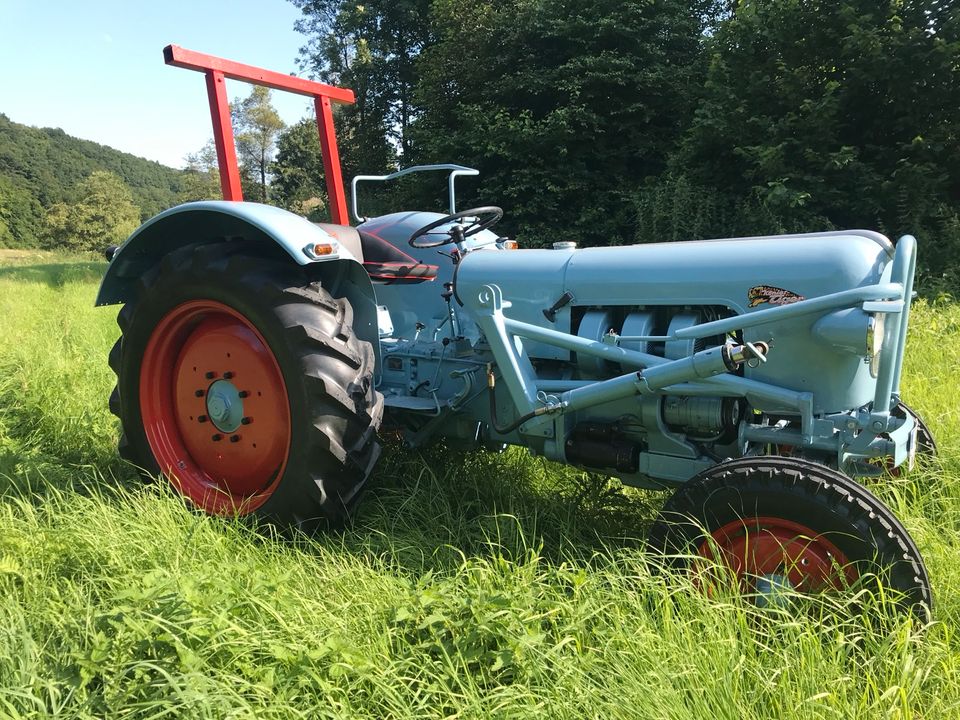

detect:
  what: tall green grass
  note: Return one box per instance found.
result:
[1,252,959,718]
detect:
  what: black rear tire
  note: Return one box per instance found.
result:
[648,456,931,612]
[108,242,383,531]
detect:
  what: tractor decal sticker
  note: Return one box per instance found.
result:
[747,285,805,308]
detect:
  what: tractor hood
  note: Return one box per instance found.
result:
[456,230,892,345]
[455,230,896,413]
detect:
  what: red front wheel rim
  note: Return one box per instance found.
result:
[139,300,291,514]
[698,516,857,597]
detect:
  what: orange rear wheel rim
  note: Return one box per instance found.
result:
[139,300,291,514]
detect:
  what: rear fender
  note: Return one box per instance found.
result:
[96,201,382,367]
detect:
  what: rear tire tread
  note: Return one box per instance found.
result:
[109,241,383,530]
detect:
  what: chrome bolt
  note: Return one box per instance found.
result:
[872,420,885,432]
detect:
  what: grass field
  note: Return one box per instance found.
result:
[1,249,960,718]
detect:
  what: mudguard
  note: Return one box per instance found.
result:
[95,201,382,365]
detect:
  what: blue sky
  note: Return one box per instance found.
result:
[1,0,321,168]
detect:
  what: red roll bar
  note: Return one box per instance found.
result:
[163,44,356,225]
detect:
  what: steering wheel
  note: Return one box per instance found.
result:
[408,206,503,249]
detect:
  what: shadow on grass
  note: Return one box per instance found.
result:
[0,261,106,288]
[337,441,666,575]
[0,427,666,578]
[0,429,138,503]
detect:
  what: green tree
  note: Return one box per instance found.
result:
[410,0,719,246]
[291,0,433,176]
[672,0,960,284]
[45,171,141,253]
[178,140,221,203]
[0,113,181,242]
[232,86,285,203]
[272,118,328,219]
[0,175,44,248]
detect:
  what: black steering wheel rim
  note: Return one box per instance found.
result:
[408,206,504,249]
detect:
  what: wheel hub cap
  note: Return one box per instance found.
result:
[206,379,244,432]
[755,573,794,608]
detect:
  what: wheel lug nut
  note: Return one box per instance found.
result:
[238,391,249,398]
[212,434,222,442]
[230,435,240,443]
[198,415,208,423]
[195,389,205,397]
[241,417,253,425]
[205,371,217,379]
[224,371,234,379]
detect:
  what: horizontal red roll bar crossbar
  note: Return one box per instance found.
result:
[163,44,356,224]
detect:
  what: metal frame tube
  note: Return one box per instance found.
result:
[741,425,838,452]
[502,315,810,421]
[476,278,907,442]
[164,44,355,224]
[504,317,669,368]
[504,280,903,353]
[890,235,917,397]
[560,345,748,413]
[873,236,916,414]
[350,164,479,222]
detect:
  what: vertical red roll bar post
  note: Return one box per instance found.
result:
[163,44,356,225]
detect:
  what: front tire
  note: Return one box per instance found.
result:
[109,242,383,531]
[648,456,931,612]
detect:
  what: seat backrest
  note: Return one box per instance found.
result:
[313,223,365,262]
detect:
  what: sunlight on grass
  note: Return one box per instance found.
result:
[1,256,959,717]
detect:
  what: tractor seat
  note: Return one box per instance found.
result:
[313,223,439,284]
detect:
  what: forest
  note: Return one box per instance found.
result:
[1,0,957,288]
[284,0,959,289]
[0,114,183,249]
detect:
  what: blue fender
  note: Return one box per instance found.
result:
[96,200,362,306]
[95,200,382,367]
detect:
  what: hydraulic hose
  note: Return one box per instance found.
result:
[486,366,554,435]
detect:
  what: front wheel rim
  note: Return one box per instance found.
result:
[698,516,857,599]
[139,300,291,514]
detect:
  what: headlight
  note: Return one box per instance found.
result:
[867,313,885,378]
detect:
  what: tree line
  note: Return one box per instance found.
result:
[275,0,959,289]
[2,0,957,289]
[0,114,186,251]
[0,98,294,254]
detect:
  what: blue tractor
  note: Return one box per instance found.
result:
[99,46,934,610]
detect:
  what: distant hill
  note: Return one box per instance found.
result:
[0,113,185,248]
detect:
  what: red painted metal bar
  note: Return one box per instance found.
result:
[164,45,355,103]
[164,44,356,221]
[205,71,244,201]
[314,96,349,225]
